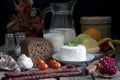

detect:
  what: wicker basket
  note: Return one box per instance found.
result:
[80,16,112,38]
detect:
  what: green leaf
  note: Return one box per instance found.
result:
[67,43,78,46]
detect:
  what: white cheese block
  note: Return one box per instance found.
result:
[60,45,86,61]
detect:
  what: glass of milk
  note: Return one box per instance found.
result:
[50,28,76,44]
[43,29,64,53]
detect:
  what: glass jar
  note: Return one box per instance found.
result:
[115,46,120,71]
[4,33,15,56]
[15,32,26,56]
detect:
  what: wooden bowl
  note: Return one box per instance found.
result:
[97,70,119,78]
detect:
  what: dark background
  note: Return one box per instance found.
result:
[0,0,113,46]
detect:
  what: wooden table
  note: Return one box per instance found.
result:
[0,61,120,80]
[0,68,120,80]
[0,46,120,80]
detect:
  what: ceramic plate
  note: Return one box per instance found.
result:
[52,53,95,65]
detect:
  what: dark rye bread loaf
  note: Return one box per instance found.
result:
[20,37,53,67]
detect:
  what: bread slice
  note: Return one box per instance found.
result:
[20,37,53,67]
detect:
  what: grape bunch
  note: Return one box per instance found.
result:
[98,56,118,76]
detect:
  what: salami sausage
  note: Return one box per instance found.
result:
[3,64,83,80]
[3,71,82,80]
[5,67,81,78]
[85,60,99,74]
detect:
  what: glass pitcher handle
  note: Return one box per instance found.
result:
[42,7,52,28]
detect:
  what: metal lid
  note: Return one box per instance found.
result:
[5,33,14,37]
[80,16,112,24]
[15,32,26,36]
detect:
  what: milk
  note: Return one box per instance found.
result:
[44,32,64,53]
[51,28,76,44]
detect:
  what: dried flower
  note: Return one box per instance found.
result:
[7,0,42,37]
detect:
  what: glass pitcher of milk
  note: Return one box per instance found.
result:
[42,0,77,44]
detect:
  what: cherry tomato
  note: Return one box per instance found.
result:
[37,59,45,65]
[52,61,61,69]
[38,63,48,70]
[48,59,57,67]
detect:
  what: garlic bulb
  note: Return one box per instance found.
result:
[18,54,33,70]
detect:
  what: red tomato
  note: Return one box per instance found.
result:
[37,59,45,65]
[38,63,48,70]
[48,59,57,67]
[52,61,61,69]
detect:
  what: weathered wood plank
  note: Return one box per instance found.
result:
[93,72,110,80]
[0,72,5,80]
[111,77,120,80]
[111,71,120,80]
[59,75,92,80]
[38,78,57,80]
